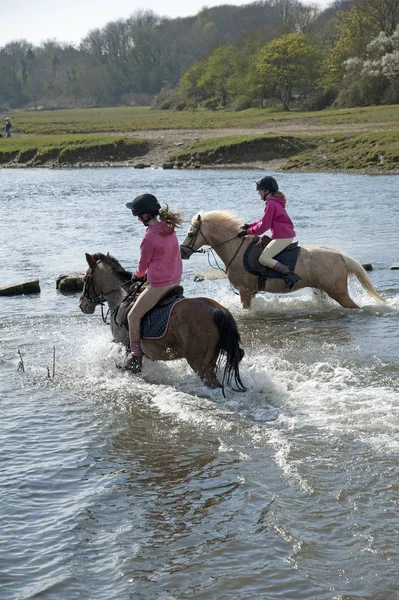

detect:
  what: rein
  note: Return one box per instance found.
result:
[181,221,245,274]
[82,259,138,324]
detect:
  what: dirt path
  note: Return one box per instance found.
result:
[124,120,399,168]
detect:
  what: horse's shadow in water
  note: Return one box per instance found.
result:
[79,252,246,396]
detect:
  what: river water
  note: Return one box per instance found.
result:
[1,168,398,600]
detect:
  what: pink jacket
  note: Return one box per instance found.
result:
[246,195,296,239]
[136,221,182,286]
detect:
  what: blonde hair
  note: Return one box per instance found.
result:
[159,204,184,231]
[271,190,287,206]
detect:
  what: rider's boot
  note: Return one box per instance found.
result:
[283,270,302,289]
[125,341,143,374]
[273,261,302,290]
[125,354,142,374]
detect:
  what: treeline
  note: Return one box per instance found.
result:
[0,0,398,112]
[160,0,399,111]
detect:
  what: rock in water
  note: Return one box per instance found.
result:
[0,279,41,296]
[56,272,85,293]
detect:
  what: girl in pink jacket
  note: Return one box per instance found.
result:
[125,193,183,373]
[238,176,301,289]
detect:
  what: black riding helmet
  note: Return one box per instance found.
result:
[255,176,278,192]
[126,193,161,216]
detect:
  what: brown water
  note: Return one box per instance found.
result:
[1,168,398,599]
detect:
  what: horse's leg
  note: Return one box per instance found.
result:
[322,281,359,309]
[188,356,221,388]
[329,290,359,309]
[239,287,253,309]
[185,344,221,388]
[169,305,221,388]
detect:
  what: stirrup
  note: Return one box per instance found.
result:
[124,354,142,374]
[284,271,302,290]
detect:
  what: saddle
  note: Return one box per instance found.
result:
[243,236,301,291]
[115,284,185,339]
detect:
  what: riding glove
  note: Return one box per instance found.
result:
[132,275,146,284]
[237,224,249,238]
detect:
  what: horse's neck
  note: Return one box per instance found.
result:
[206,225,245,266]
[101,273,129,311]
[107,288,128,311]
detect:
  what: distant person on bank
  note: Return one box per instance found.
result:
[5,118,12,138]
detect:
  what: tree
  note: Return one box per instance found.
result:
[225,39,265,109]
[256,33,321,110]
[335,25,399,106]
[179,61,207,105]
[357,0,399,36]
[320,5,379,92]
[197,45,235,106]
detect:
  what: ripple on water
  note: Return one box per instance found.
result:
[1,169,398,599]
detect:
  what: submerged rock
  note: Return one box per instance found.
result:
[194,269,227,281]
[0,279,41,296]
[56,272,85,294]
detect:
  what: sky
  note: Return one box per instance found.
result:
[1,0,333,48]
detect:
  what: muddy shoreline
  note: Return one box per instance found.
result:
[2,124,399,173]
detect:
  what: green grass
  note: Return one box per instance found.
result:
[2,104,399,135]
[0,134,148,165]
[282,132,399,172]
[170,131,399,173]
[170,134,314,165]
[1,107,398,171]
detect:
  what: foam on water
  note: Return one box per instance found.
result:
[2,170,398,600]
[9,275,397,451]
[23,297,392,501]
[209,279,396,317]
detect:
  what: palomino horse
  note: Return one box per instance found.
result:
[180,211,385,309]
[79,252,245,393]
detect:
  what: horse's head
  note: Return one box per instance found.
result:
[79,253,105,314]
[180,210,243,259]
[180,214,203,260]
[79,252,134,314]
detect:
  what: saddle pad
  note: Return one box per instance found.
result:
[243,238,301,278]
[141,297,184,339]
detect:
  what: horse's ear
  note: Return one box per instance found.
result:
[85,253,96,267]
[106,252,110,257]
[197,214,201,222]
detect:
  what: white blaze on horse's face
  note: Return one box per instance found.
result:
[180,215,204,260]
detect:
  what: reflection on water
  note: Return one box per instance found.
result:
[1,168,398,600]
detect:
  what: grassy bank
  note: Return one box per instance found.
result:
[0,135,148,165]
[2,104,399,135]
[170,134,314,167]
[282,132,399,172]
[0,105,398,171]
[170,132,399,173]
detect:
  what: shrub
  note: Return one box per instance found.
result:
[202,97,219,110]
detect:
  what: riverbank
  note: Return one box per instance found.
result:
[1,129,398,174]
[1,105,398,173]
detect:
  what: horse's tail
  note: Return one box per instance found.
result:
[213,308,246,397]
[342,253,386,303]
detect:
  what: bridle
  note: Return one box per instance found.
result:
[82,260,106,309]
[82,259,138,323]
[181,220,246,274]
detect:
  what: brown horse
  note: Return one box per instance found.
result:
[79,252,245,393]
[180,211,386,309]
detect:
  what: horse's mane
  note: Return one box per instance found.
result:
[193,210,242,231]
[92,252,133,282]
